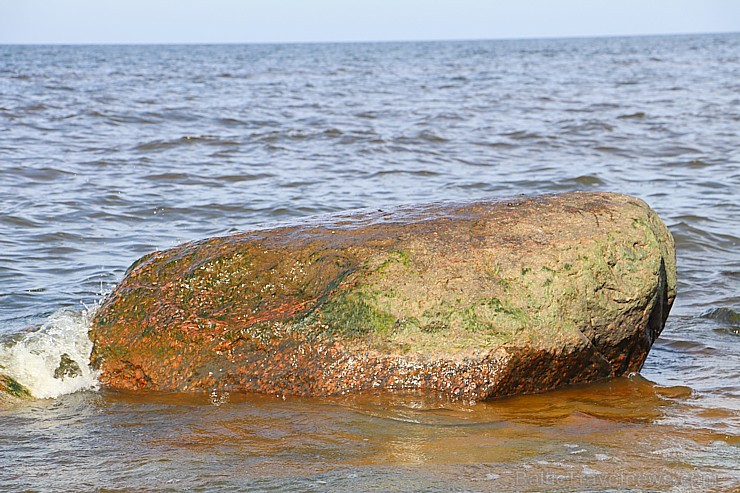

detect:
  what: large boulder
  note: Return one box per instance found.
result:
[90,192,676,400]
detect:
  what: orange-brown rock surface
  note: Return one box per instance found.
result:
[90,192,676,400]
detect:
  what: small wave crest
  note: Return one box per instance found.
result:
[0,308,99,399]
[700,307,740,326]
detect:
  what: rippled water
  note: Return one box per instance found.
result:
[1,34,738,491]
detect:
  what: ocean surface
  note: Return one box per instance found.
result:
[0,34,738,492]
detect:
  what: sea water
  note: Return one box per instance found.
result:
[0,35,738,491]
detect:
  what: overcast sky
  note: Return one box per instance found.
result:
[2,0,739,44]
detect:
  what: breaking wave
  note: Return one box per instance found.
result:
[0,308,99,399]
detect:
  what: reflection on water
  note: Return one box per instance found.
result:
[2,375,737,492]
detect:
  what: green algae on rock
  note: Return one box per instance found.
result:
[90,192,676,400]
[0,373,32,406]
[53,353,82,380]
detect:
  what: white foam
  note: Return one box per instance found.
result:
[0,308,100,399]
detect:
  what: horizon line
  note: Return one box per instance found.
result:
[1,29,737,47]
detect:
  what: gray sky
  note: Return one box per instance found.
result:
[2,0,739,44]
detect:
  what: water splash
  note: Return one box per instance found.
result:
[0,308,100,399]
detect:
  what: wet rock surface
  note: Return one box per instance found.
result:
[53,353,82,380]
[90,192,676,400]
[0,373,31,405]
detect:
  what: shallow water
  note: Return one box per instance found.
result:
[1,34,739,491]
[1,380,737,492]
